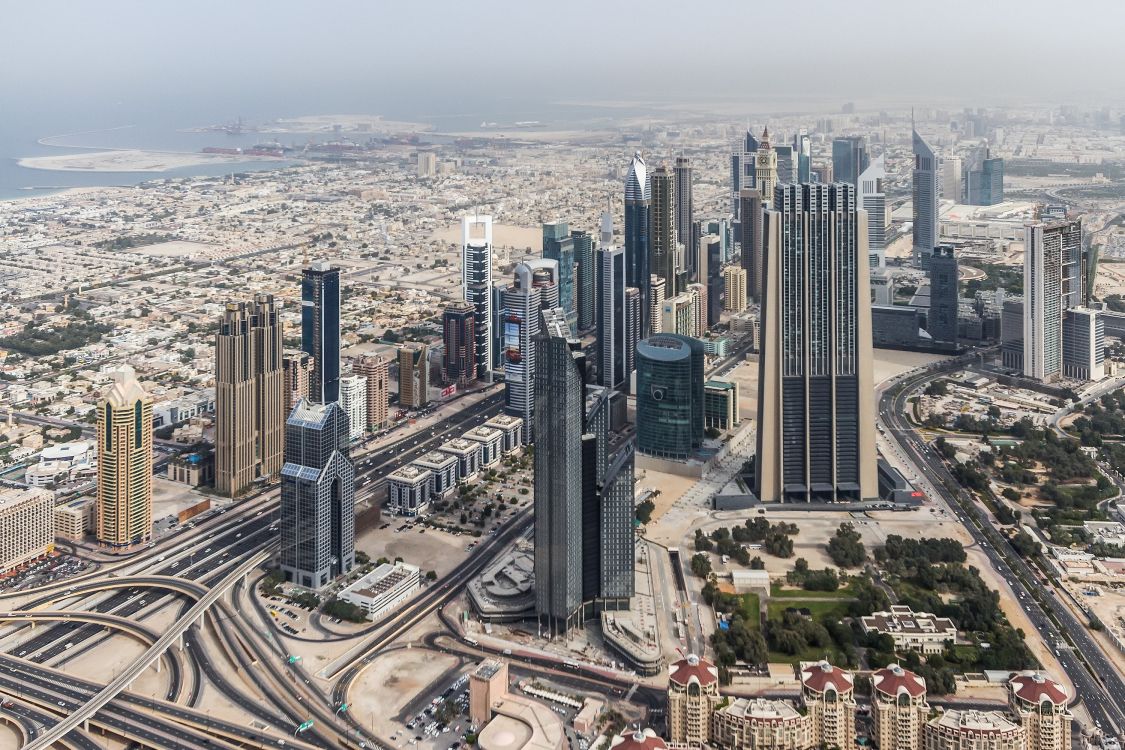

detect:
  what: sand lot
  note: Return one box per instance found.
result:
[126,240,222,259]
[428,223,541,252]
[356,524,472,579]
[348,647,463,737]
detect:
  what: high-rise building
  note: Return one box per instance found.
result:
[686,283,707,338]
[278,399,355,588]
[674,157,695,283]
[662,292,697,338]
[794,129,812,183]
[0,488,53,575]
[912,127,941,267]
[1001,298,1025,372]
[701,235,723,328]
[832,136,869,187]
[774,144,795,184]
[625,287,641,381]
[739,189,764,302]
[416,150,437,178]
[754,128,779,206]
[667,655,721,747]
[1008,672,1071,750]
[442,301,477,387]
[724,266,748,312]
[927,245,959,346]
[923,711,1026,750]
[625,153,652,336]
[598,246,628,389]
[756,183,877,503]
[353,353,390,430]
[1062,307,1105,381]
[649,275,667,335]
[1055,217,1086,310]
[543,221,577,331]
[96,366,153,551]
[943,156,963,202]
[215,295,284,497]
[301,262,341,403]
[871,665,929,750]
[650,164,678,298]
[463,215,494,382]
[857,156,888,268]
[966,155,1004,206]
[398,342,430,408]
[1024,221,1068,381]
[574,229,596,332]
[502,259,559,441]
[339,375,368,443]
[800,662,857,750]
[636,334,704,460]
[282,350,313,417]
[534,308,634,636]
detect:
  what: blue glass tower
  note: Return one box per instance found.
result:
[624,153,651,337]
[635,334,704,460]
[301,262,341,403]
[543,222,577,332]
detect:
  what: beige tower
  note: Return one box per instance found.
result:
[649,275,666,335]
[282,350,313,416]
[755,183,877,503]
[398,342,430,409]
[755,127,778,205]
[1008,672,1071,750]
[96,366,153,551]
[724,266,748,313]
[215,295,284,497]
[354,352,391,430]
[667,655,722,747]
[800,661,857,750]
[872,665,929,750]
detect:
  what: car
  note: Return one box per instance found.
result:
[57,701,66,707]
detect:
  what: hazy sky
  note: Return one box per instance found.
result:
[3,0,1123,117]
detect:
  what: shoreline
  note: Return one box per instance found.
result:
[17,148,287,174]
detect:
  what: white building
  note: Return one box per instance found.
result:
[25,440,96,487]
[413,451,458,500]
[484,415,524,454]
[440,438,482,481]
[1062,307,1104,382]
[0,487,54,574]
[858,156,888,269]
[463,425,503,468]
[339,375,368,443]
[387,465,430,516]
[338,562,421,621]
[861,606,957,654]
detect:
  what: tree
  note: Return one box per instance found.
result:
[690,553,712,578]
[827,523,866,568]
[635,499,655,524]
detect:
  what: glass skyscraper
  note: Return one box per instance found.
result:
[927,245,959,346]
[462,215,494,382]
[635,334,704,460]
[301,262,341,403]
[912,127,941,267]
[573,229,596,332]
[831,136,869,187]
[543,221,577,332]
[597,246,628,389]
[625,153,651,336]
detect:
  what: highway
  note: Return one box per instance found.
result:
[880,357,1125,738]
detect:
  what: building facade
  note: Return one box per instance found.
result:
[1062,307,1105,381]
[928,245,959,346]
[501,259,559,441]
[912,129,941,267]
[724,266,748,313]
[575,228,596,332]
[598,246,629,389]
[636,334,704,460]
[800,662,856,750]
[339,375,368,443]
[667,655,721,747]
[872,665,930,750]
[922,711,1025,750]
[0,488,53,575]
[463,214,494,382]
[301,261,341,403]
[711,698,813,750]
[739,189,764,302]
[96,366,153,551]
[543,221,577,331]
[625,153,652,337]
[650,164,678,298]
[832,135,869,187]
[282,350,313,417]
[398,342,430,409]
[1008,672,1071,750]
[353,352,390,430]
[442,301,477,387]
[857,156,888,268]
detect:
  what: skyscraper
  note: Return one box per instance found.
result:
[574,228,596,332]
[650,164,677,298]
[1024,219,1082,381]
[278,399,355,588]
[598,246,628,389]
[739,189,764,302]
[624,287,641,382]
[543,221,577,330]
[673,157,695,283]
[966,154,1004,206]
[302,262,341,404]
[463,215,494,382]
[912,127,941,267]
[635,334,704,460]
[534,309,634,637]
[339,375,367,443]
[774,144,795,185]
[625,153,651,336]
[857,156,888,269]
[96,366,153,551]
[649,275,666,335]
[943,156,963,202]
[398,342,430,408]
[724,266,748,312]
[701,235,723,329]
[756,183,877,503]
[1062,308,1105,381]
[794,129,812,184]
[353,352,390,431]
[215,295,284,497]
[282,350,313,417]
[501,259,560,441]
[927,245,959,346]
[831,136,869,187]
[442,301,477,386]
[754,129,779,212]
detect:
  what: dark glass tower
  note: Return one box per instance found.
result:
[635,334,704,460]
[597,246,627,389]
[831,136,869,187]
[625,153,651,337]
[673,157,694,283]
[278,399,355,588]
[442,301,476,385]
[543,222,577,332]
[573,229,596,332]
[927,245,959,346]
[301,262,341,403]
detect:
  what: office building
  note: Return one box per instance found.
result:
[774,144,795,184]
[662,292,697,338]
[534,308,635,636]
[687,283,707,338]
[463,425,503,468]
[502,259,559,441]
[417,150,437,177]
[649,276,667,334]
[966,155,1004,206]
[724,266,747,312]
[923,711,1025,750]
[543,221,577,331]
[636,334,704,460]
[96,366,153,551]
[398,342,430,408]
[1002,298,1025,371]
[574,229,596,331]
[282,350,313,417]
[1062,307,1105,381]
[353,352,390,431]
[756,183,877,503]
[739,189,764,302]
[650,164,678,297]
[872,665,929,750]
[440,438,482,482]
[0,488,53,575]
[278,399,355,589]
[674,157,695,283]
[484,414,525,454]
[794,129,811,183]
[54,497,94,543]
[1054,217,1087,310]
[214,295,284,497]
[943,156,962,202]
[912,128,941,267]
[832,136,869,187]
[1008,673,1071,750]
[873,305,926,349]
[413,451,457,500]
[1024,221,1067,381]
[801,662,857,750]
[338,561,420,621]
[857,156,888,268]
[625,287,641,379]
[463,214,494,382]
[625,153,652,336]
[667,655,721,747]
[701,235,723,328]
[704,379,740,430]
[598,246,629,389]
[928,245,959,346]
[301,262,341,403]
[339,375,368,443]
[442,301,477,387]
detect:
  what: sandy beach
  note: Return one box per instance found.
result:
[18,149,284,173]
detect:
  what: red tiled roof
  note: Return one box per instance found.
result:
[800,661,854,694]
[611,730,666,750]
[873,664,926,698]
[669,655,718,688]
[1010,672,1067,706]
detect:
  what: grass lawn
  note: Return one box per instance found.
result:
[738,593,761,628]
[770,582,858,599]
[768,645,847,665]
[767,599,851,622]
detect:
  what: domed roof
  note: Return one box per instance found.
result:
[800,660,854,694]
[669,654,718,688]
[1009,672,1067,706]
[872,664,926,699]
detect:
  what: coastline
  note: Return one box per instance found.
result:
[17,148,287,173]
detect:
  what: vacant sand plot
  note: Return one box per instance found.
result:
[349,648,463,736]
